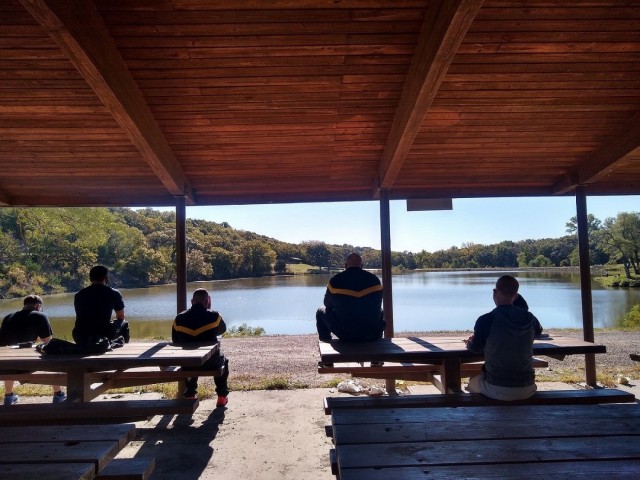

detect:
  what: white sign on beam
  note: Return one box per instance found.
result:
[406,198,453,211]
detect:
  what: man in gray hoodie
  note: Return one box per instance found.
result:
[465,275,539,401]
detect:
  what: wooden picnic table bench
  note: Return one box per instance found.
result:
[319,335,606,393]
[0,399,199,426]
[318,357,549,392]
[0,423,154,480]
[323,387,636,414]
[327,402,640,479]
[0,341,220,402]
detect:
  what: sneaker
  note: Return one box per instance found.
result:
[52,390,67,403]
[317,361,334,368]
[3,393,19,405]
[216,396,228,408]
[370,361,385,367]
[319,336,332,343]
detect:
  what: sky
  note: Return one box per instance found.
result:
[150,195,640,253]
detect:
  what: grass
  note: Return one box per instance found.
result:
[594,264,640,288]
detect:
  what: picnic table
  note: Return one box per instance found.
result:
[0,423,153,479]
[0,341,218,402]
[328,402,640,479]
[319,335,606,393]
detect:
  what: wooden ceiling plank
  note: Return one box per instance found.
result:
[19,0,192,200]
[375,0,484,192]
[553,110,640,195]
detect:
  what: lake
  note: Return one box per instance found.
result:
[1,270,639,340]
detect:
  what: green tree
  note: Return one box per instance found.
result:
[302,241,331,268]
[599,212,640,277]
[235,240,276,276]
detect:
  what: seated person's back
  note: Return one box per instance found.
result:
[316,253,385,342]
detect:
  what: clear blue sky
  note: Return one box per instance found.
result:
[153,195,640,253]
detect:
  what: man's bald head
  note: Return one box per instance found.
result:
[191,288,211,308]
[345,253,363,269]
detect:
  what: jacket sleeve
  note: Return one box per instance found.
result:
[323,284,333,310]
[467,314,491,353]
[532,313,543,336]
[217,317,227,336]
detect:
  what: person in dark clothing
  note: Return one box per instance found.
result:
[73,265,129,346]
[316,252,385,344]
[513,293,544,336]
[0,295,66,405]
[172,288,230,407]
[465,275,538,401]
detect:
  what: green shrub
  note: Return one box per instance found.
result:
[622,304,640,329]
[226,323,265,337]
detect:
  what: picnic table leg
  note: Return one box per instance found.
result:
[441,359,463,394]
[66,367,92,402]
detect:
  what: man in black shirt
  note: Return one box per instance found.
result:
[172,288,230,407]
[0,295,66,405]
[73,265,128,346]
[316,253,385,344]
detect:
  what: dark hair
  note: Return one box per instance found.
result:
[192,288,209,305]
[496,275,519,297]
[89,265,109,282]
[23,295,42,307]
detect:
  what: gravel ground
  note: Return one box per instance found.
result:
[220,330,640,390]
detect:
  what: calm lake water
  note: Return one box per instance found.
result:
[1,271,639,340]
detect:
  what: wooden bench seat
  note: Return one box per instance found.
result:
[323,388,635,414]
[0,365,224,391]
[96,457,155,480]
[318,358,549,385]
[0,399,199,426]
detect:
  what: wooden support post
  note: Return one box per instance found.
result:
[176,196,187,314]
[576,186,597,387]
[379,190,396,394]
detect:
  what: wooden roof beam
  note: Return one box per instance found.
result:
[553,110,640,195]
[374,0,484,195]
[20,0,193,202]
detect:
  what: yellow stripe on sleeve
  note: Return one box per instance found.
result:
[173,314,222,337]
[327,284,383,298]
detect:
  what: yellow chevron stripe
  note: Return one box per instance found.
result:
[173,315,222,336]
[327,284,383,298]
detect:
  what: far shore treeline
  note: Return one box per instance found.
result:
[0,207,639,300]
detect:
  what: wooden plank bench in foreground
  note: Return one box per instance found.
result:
[323,388,635,414]
[0,399,199,426]
[327,402,640,479]
[96,457,156,480]
[0,423,154,480]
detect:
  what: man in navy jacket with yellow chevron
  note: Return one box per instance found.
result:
[172,288,230,407]
[316,253,385,343]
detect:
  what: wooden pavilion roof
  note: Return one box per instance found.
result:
[1,0,639,207]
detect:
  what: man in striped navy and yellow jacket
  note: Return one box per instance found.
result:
[172,288,230,407]
[316,253,385,343]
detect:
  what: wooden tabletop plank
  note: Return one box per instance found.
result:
[0,424,135,449]
[338,459,640,480]
[331,403,640,425]
[319,335,605,363]
[0,440,119,472]
[0,342,218,370]
[333,414,640,444]
[336,435,640,469]
[0,462,96,480]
